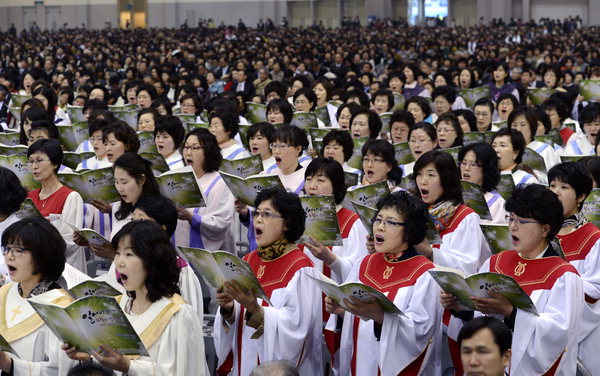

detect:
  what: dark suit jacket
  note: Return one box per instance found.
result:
[231,80,255,99]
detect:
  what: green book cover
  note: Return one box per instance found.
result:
[307,127,336,142]
[564,122,577,133]
[392,93,405,111]
[58,167,119,203]
[312,138,324,154]
[0,131,21,146]
[463,132,486,145]
[14,198,43,219]
[219,153,263,178]
[0,144,27,155]
[346,181,389,209]
[300,195,342,246]
[0,334,17,356]
[75,228,113,249]
[174,114,196,128]
[66,105,86,124]
[346,137,369,170]
[314,106,331,127]
[0,154,40,190]
[399,173,417,193]
[57,122,89,152]
[560,155,583,164]
[393,142,415,166]
[458,86,490,108]
[440,146,461,164]
[62,152,96,170]
[521,147,546,173]
[10,94,30,108]
[108,104,137,111]
[480,224,512,254]
[238,124,251,150]
[8,107,21,123]
[484,131,497,144]
[199,109,209,123]
[535,128,562,147]
[379,112,393,134]
[137,131,158,153]
[138,152,169,174]
[177,246,271,305]
[157,170,206,208]
[579,79,600,101]
[186,122,209,133]
[70,281,122,300]
[497,174,515,201]
[425,218,442,245]
[350,200,377,236]
[461,181,492,220]
[290,112,318,130]
[492,120,507,129]
[428,270,538,315]
[112,110,139,129]
[344,171,360,188]
[582,188,600,228]
[306,273,403,315]
[527,87,556,105]
[218,172,284,206]
[29,295,149,356]
[245,102,267,124]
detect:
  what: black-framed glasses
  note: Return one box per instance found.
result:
[254,210,284,220]
[371,217,406,228]
[505,215,542,226]
[1,246,28,257]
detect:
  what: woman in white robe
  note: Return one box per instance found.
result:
[209,112,250,161]
[492,127,540,186]
[64,220,207,375]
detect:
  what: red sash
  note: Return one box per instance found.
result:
[489,251,578,295]
[433,204,474,249]
[556,222,600,262]
[351,253,434,376]
[28,186,74,218]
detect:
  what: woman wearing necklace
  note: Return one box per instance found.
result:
[64,220,207,375]
[548,162,600,373]
[0,217,74,374]
[326,191,442,375]
[26,139,85,272]
[214,187,323,376]
[441,184,583,375]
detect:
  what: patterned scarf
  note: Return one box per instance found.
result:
[257,237,290,261]
[562,212,588,229]
[18,279,58,299]
[428,200,459,232]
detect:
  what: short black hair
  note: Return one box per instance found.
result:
[133,196,178,237]
[88,118,111,137]
[67,362,115,376]
[29,120,59,141]
[390,110,415,129]
[264,81,288,100]
[408,121,438,143]
[375,191,428,246]
[362,139,403,186]
[293,88,317,111]
[32,86,57,120]
[343,89,370,107]
[370,89,394,112]
[413,150,463,205]
[266,98,293,124]
[179,93,203,116]
[210,110,239,139]
[541,97,569,123]
[113,153,161,220]
[2,217,66,281]
[505,184,564,239]
[102,121,141,154]
[491,127,526,164]
[458,142,500,193]
[431,86,457,106]
[322,129,354,161]
[350,108,382,139]
[579,103,600,128]
[83,98,108,114]
[304,157,347,204]
[112,220,180,302]
[548,162,593,210]
[387,70,406,85]
[578,156,600,188]
[247,122,276,144]
[27,138,63,173]
[336,102,361,121]
[435,113,463,147]
[20,106,50,145]
[457,317,512,355]
[154,115,186,149]
[151,97,174,115]
[183,128,222,172]
[136,83,158,101]
[404,96,432,119]
[312,77,333,101]
[272,125,309,156]
[496,93,519,109]
[508,107,538,143]
[254,187,306,243]
[453,109,477,132]
[90,85,109,103]
[0,167,27,216]
[474,98,495,114]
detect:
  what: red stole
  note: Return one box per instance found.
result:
[560,127,575,144]
[28,186,74,218]
[351,253,434,376]
[432,204,474,249]
[556,222,600,262]
[489,251,578,296]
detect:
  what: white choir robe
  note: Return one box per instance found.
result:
[481,190,507,225]
[501,168,539,186]
[213,250,323,376]
[261,155,276,172]
[117,294,208,376]
[480,252,583,375]
[174,169,236,253]
[221,142,251,161]
[334,252,442,376]
[557,223,600,372]
[271,166,306,195]
[0,283,76,375]
[562,133,594,156]
[164,150,185,170]
[109,202,132,240]
[527,140,559,171]
[48,191,86,272]
[431,205,491,275]
[75,155,111,171]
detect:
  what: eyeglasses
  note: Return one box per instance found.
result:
[269,143,292,150]
[460,161,482,169]
[362,157,386,164]
[27,158,51,166]
[437,128,455,134]
[254,210,283,220]
[181,103,196,109]
[371,217,406,228]
[183,144,203,152]
[505,215,542,226]
[294,99,309,105]
[409,139,432,145]
[1,246,28,257]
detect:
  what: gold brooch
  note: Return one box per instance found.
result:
[383,266,394,280]
[514,261,527,277]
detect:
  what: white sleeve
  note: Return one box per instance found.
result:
[379,273,442,375]
[328,220,369,283]
[213,302,240,370]
[51,191,86,272]
[127,305,207,376]
[11,326,77,376]
[191,180,235,243]
[178,265,205,320]
[432,212,491,275]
